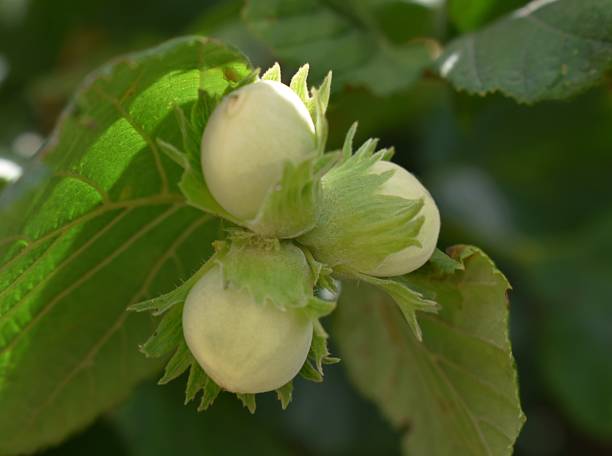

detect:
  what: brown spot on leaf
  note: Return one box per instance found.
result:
[223,67,241,82]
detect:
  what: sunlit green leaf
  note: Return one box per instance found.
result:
[0,36,250,455]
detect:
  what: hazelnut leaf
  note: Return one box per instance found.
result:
[335,246,525,455]
[0,36,251,455]
[437,0,612,103]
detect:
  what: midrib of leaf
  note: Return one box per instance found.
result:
[8,215,209,447]
[413,316,519,452]
[523,11,612,46]
[467,36,483,92]
[413,331,492,455]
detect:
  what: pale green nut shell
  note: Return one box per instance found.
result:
[201,79,316,220]
[365,161,441,277]
[182,266,313,394]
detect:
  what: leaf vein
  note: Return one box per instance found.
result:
[0,194,183,277]
[420,313,506,351]
[524,13,612,47]
[379,301,484,455]
[478,417,515,443]
[0,208,131,311]
[0,204,183,356]
[433,351,522,410]
[467,35,484,92]
[53,171,111,204]
[412,338,494,456]
[13,214,207,440]
[93,86,170,195]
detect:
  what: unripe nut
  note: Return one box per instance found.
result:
[201,80,316,220]
[182,266,313,394]
[365,161,440,276]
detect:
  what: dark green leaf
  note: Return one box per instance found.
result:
[448,0,526,32]
[530,217,612,438]
[449,0,498,32]
[421,88,612,441]
[111,380,294,456]
[0,36,251,455]
[243,0,434,95]
[335,246,525,455]
[438,0,612,103]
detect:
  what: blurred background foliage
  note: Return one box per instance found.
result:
[1,0,611,454]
